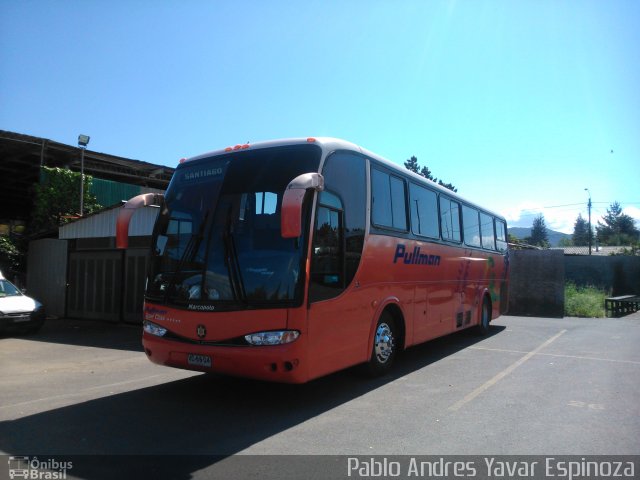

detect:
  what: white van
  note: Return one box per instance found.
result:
[0,271,46,334]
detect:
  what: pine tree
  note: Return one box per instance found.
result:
[526,214,549,247]
[404,156,420,174]
[572,214,590,246]
[596,201,640,245]
[404,156,457,192]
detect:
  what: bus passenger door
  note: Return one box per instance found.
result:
[307,200,369,379]
[305,152,368,380]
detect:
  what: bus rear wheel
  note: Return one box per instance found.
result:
[365,312,397,376]
[475,297,491,336]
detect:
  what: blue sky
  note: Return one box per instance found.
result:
[2,0,639,234]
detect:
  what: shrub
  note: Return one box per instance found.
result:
[564,282,608,318]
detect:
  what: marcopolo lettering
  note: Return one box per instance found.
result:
[189,304,216,311]
[393,244,441,266]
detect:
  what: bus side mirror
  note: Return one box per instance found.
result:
[116,193,164,249]
[281,173,324,238]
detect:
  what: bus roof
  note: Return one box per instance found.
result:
[184,137,506,222]
[184,137,358,163]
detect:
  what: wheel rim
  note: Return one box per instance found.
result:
[374,322,395,364]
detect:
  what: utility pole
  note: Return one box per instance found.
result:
[585,188,592,255]
[78,134,90,216]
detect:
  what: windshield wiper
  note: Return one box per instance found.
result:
[164,210,210,302]
[223,205,246,303]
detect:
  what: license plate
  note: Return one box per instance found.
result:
[187,354,212,368]
[12,315,31,323]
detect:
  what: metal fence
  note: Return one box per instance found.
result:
[555,246,637,256]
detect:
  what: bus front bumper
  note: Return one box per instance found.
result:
[142,332,309,384]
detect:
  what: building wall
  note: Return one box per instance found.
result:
[26,205,158,323]
[59,205,159,240]
[90,178,163,208]
[26,239,68,318]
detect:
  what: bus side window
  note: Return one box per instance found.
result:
[372,168,408,231]
[462,205,481,247]
[409,183,439,238]
[480,212,496,250]
[440,196,461,242]
[495,219,508,251]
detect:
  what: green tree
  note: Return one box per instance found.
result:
[508,233,521,244]
[596,201,640,246]
[404,156,420,174]
[526,214,549,247]
[0,236,21,276]
[404,156,457,193]
[558,237,574,247]
[30,167,102,234]
[572,214,590,246]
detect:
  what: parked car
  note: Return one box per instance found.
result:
[0,271,46,334]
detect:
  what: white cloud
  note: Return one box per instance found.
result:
[500,202,591,234]
[623,205,640,224]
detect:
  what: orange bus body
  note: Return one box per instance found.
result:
[121,138,508,384]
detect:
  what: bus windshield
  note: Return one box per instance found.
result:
[147,144,321,309]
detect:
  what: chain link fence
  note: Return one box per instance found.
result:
[509,242,638,256]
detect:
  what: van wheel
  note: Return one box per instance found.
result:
[365,312,397,376]
[475,298,491,336]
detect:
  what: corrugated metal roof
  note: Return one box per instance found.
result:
[59,205,159,239]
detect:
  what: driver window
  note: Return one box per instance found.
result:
[310,191,344,302]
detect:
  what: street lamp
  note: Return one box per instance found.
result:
[584,188,592,255]
[78,134,90,216]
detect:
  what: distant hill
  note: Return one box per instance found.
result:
[508,227,571,247]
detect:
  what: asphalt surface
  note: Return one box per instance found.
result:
[1,313,639,478]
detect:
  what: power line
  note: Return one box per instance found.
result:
[514,201,640,216]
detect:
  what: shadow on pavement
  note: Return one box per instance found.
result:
[0,325,504,479]
[0,317,144,352]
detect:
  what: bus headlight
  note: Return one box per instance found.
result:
[245,330,300,346]
[144,320,168,337]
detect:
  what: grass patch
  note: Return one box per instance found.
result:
[565,282,608,318]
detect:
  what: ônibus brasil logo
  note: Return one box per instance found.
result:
[8,456,73,479]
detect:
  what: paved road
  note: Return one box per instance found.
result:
[1,314,639,478]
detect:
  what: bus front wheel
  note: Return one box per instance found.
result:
[365,312,397,376]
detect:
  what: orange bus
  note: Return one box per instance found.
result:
[116,137,509,383]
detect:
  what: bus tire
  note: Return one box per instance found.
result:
[475,297,491,336]
[365,311,398,376]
